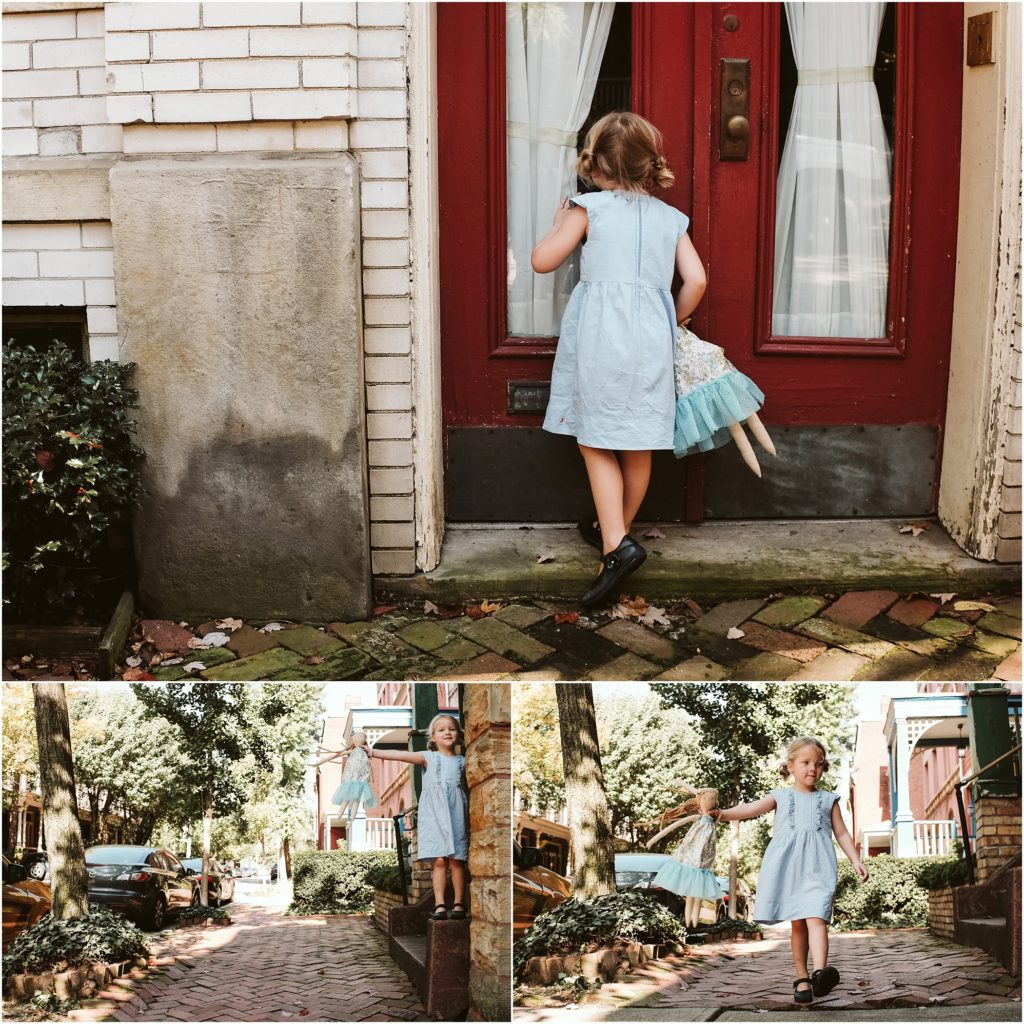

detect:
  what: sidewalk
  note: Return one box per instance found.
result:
[514,926,1022,1020]
[106,588,1020,682]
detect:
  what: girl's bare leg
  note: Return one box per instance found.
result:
[620,450,652,534]
[791,919,811,992]
[579,444,627,554]
[449,859,467,906]
[807,917,829,971]
[432,856,448,909]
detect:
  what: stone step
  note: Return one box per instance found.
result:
[958,916,1009,971]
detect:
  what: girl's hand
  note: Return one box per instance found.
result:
[551,196,572,228]
[854,860,869,882]
[708,808,722,822]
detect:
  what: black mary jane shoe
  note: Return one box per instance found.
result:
[811,966,840,997]
[449,903,469,921]
[577,516,602,551]
[430,905,448,921]
[580,536,647,608]
[792,979,814,1004]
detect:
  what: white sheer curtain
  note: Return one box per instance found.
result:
[506,2,615,337]
[772,2,892,338]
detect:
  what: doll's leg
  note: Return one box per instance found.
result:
[684,896,701,930]
[431,857,448,910]
[745,414,777,456]
[806,917,829,970]
[620,450,652,535]
[579,444,627,554]
[727,422,762,478]
[449,858,467,907]
[790,919,811,989]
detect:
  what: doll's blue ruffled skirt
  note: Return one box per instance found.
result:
[652,861,721,901]
[332,780,377,807]
[673,326,765,458]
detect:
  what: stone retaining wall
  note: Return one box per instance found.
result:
[374,888,403,932]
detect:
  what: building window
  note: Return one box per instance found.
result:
[3,307,87,359]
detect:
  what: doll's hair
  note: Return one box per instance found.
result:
[779,736,830,779]
[426,713,462,752]
[576,112,675,194]
[351,730,367,744]
[655,786,718,830]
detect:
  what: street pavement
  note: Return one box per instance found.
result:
[105,589,1020,682]
[66,887,426,1023]
[514,925,1022,1020]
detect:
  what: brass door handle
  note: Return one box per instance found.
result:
[720,58,750,161]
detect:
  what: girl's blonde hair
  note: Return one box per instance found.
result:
[576,111,674,194]
[426,713,462,752]
[779,736,830,779]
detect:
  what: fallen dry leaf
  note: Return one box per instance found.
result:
[480,599,503,614]
[303,654,326,665]
[726,626,746,639]
[122,668,155,681]
[953,600,996,613]
[640,605,671,628]
[190,631,230,649]
[161,657,184,666]
[610,595,651,620]
[183,661,206,674]
[898,521,931,537]
[125,655,143,668]
[554,611,580,625]
[465,605,486,620]
[424,600,439,615]
[259,622,284,633]
[374,604,398,616]
[682,598,704,617]
[217,617,243,632]
[930,593,956,604]
[536,553,555,564]
[643,526,667,539]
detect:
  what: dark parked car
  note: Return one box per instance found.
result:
[181,858,235,906]
[3,854,51,947]
[513,842,571,935]
[85,845,197,930]
[615,855,753,924]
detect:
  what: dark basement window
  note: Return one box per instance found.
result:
[3,307,88,359]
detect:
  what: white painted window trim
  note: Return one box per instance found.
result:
[407,0,443,572]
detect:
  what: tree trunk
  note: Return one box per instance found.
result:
[201,784,212,907]
[556,684,617,899]
[729,767,740,919]
[32,683,89,920]
[283,836,292,879]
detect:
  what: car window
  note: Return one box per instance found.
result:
[163,852,184,873]
[86,847,151,864]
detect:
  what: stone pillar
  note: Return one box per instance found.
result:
[109,154,371,621]
[464,684,511,1023]
[973,795,1022,883]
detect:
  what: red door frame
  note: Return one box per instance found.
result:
[438,2,962,508]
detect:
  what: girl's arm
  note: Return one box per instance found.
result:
[370,747,428,768]
[674,234,707,324]
[831,803,870,880]
[716,795,777,822]
[531,200,589,273]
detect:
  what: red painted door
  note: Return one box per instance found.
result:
[438,3,961,521]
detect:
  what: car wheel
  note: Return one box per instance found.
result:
[28,861,46,880]
[148,896,167,931]
[717,903,727,922]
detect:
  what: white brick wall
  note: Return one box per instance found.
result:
[2,8,119,156]
[2,221,119,362]
[997,283,1022,562]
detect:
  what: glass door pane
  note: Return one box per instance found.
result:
[771,2,896,340]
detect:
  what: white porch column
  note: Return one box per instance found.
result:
[893,714,917,856]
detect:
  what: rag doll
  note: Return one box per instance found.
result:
[316,731,378,822]
[674,322,777,477]
[646,784,720,929]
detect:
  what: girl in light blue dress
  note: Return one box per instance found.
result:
[532,111,707,608]
[369,713,469,922]
[715,737,869,1004]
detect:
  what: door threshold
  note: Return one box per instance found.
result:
[377,518,1019,604]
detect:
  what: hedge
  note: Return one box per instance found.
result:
[365,861,404,895]
[2,911,150,975]
[288,850,398,915]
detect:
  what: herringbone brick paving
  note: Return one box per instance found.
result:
[515,926,1022,1017]
[105,590,1020,682]
[66,903,426,1023]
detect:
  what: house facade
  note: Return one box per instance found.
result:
[1,1,1020,620]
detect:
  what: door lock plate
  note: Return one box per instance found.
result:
[719,58,750,161]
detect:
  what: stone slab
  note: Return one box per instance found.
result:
[786,648,870,680]
[917,648,1004,681]
[886,596,940,627]
[922,617,976,639]
[821,590,899,628]
[140,619,195,653]
[752,595,827,628]
[693,599,767,634]
[596,619,679,663]
[526,618,626,668]
[111,153,370,621]
[732,652,801,680]
[458,616,555,665]
[273,625,342,657]
[493,604,551,629]
[584,653,661,680]
[653,656,730,681]
[971,630,1020,658]
[200,646,302,680]
[852,647,933,681]
[225,625,279,658]
[795,618,896,660]
[977,611,1023,640]
[733,621,826,662]
[436,652,520,679]
[396,620,453,652]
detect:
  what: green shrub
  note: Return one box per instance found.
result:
[2,341,144,620]
[703,916,761,935]
[177,906,231,925]
[365,861,404,895]
[513,892,686,979]
[832,854,948,930]
[917,856,970,891]
[2,911,150,975]
[288,850,397,915]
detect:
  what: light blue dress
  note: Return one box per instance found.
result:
[416,750,469,862]
[754,788,841,924]
[652,814,721,900]
[542,190,689,450]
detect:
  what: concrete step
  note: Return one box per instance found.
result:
[957,916,1008,968]
[379,519,1021,603]
[391,932,427,997]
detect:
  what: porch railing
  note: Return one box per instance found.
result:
[911,819,956,856]
[362,817,397,850]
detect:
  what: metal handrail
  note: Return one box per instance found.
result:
[953,742,1022,885]
[392,806,418,906]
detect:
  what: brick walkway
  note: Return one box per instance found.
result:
[515,926,1022,1018]
[66,903,426,1023]
[112,589,1021,682]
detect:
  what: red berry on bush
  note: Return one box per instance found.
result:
[36,451,56,471]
